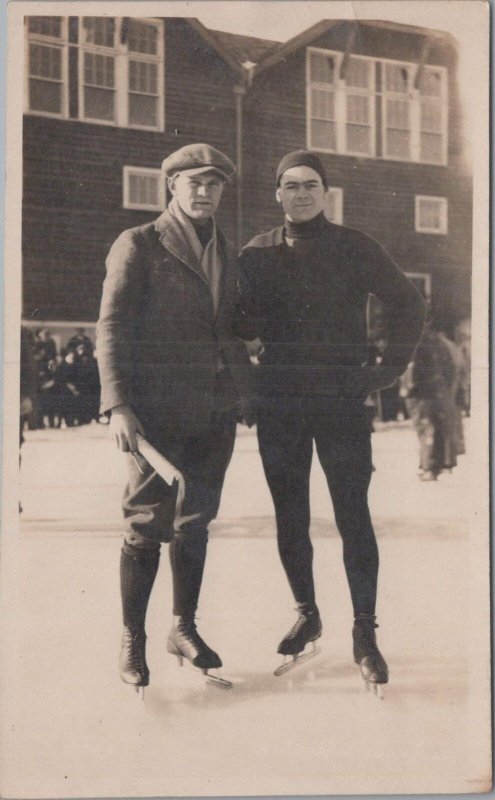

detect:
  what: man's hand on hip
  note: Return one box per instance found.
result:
[109,404,145,452]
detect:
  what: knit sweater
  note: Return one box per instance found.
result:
[236,214,425,401]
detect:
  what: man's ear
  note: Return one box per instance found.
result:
[275,187,282,205]
[167,176,177,196]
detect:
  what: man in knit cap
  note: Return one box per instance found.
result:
[97,143,250,690]
[236,150,425,691]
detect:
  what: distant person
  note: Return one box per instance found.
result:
[67,327,94,357]
[75,346,101,424]
[400,322,457,480]
[56,350,82,427]
[20,328,37,512]
[236,150,425,691]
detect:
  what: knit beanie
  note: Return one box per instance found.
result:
[276,150,328,188]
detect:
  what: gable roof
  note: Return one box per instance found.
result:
[186,18,457,82]
[208,29,280,66]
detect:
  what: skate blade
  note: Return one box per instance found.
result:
[364,679,386,700]
[202,669,233,689]
[172,655,233,689]
[274,643,322,677]
[133,685,146,700]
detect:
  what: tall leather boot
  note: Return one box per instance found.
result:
[119,544,160,687]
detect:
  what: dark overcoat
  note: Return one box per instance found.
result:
[97,210,250,434]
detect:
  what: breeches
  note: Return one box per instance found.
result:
[256,403,378,616]
[122,411,237,550]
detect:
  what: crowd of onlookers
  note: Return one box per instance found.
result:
[20,327,102,433]
[20,321,470,483]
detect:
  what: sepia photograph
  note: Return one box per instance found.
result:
[0,0,490,797]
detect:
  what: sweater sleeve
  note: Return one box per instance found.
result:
[96,229,147,415]
[354,233,426,375]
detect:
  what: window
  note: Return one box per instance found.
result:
[26,16,67,117]
[324,187,343,224]
[383,63,412,160]
[415,196,448,234]
[123,166,165,210]
[25,16,164,131]
[307,47,447,165]
[128,20,160,128]
[308,51,337,151]
[419,68,446,164]
[345,57,374,156]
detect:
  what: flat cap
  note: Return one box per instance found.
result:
[162,143,236,181]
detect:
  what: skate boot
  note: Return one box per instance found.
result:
[353,614,388,697]
[119,626,149,690]
[119,544,159,694]
[167,618,222,668]
[274,604,322,676]
[278,604,322,655]
[167,618,231,688]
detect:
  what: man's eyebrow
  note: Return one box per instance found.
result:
[283,180,320,187]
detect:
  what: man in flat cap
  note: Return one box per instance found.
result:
[97,143,250,689]
[236,150,425,691]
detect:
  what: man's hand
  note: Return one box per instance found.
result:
[345,365,398,398]
[109,404,145,452]
[243,337,265,365]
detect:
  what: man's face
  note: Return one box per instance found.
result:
[276,165,327,223]
[169,170,225,221]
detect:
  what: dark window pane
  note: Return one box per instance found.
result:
[29,78,61,113]
[28,17,62,37]
[420,133,443,163]
[128,93,157,127]
[385,129,410,159]
[84,86,114,120]
[311,119,336,150]
[346,124,371,154]
[310,52,334,84]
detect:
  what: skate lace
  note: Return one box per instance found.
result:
[126,630,146,672]
[178,621,208,649]
[287,613,309,639]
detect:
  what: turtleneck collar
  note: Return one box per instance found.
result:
[284,212,327,240]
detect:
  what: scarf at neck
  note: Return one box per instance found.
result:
[168,197,222,314]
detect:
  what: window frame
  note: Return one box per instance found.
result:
[306,46,448,166]
[79,26,118,126]
[414,195,448,234]
[25,16,165,132]
[123,165,165,211]
[125,19,164,131]
[324,186,344,224]
[24,15,69,119]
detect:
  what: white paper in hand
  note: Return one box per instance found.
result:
[135,434,181,486]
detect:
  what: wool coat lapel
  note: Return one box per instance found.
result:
[154,210,209,288]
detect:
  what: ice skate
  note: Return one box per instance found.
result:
[353,615,388,699]
[167,619,232,689]
[119,626,149,697]
[274,605,322,676]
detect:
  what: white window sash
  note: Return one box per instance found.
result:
[76,17,164,130]
[25,19,69,118]
[324,187,344,224]
[415,195,448,234]
[307,47,448,166]
[123,165,165,210]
